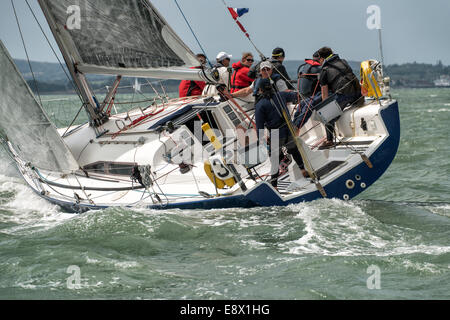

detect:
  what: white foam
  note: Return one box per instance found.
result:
[0,175,73,235]
[85,254,140,270]
[427,204,450,217]
[285,200,450,257]
[426,108,450,112]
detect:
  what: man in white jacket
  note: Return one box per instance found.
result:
[203,52,233,96]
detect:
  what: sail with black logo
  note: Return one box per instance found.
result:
[38,0,205,80]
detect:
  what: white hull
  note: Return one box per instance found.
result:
[8,95,400,212]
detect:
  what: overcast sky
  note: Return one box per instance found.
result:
[1,0,449,65]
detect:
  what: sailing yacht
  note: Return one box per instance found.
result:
[0,0,400,212]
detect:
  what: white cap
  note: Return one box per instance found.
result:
[259,60,273,70]
[216,52,232,61]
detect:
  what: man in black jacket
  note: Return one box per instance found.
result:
[317,47,363,147]
[254,79,306,188]
[270,47,295,90]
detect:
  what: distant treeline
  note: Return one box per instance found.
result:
[384,61,450,88]
[16,59,450,94]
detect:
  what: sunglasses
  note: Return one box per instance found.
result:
[261,67,271,71]
[246,58,254,62]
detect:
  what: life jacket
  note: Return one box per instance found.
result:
[203,62,232,96]
[230,61,254,93]
[178,67,206,97]
[321,55,361,96]
[297,59,321,96]
[269,58,294,90]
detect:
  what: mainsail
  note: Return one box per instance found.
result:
[38,0,207,80]
[0,40,79,174]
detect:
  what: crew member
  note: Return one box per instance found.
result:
[230,52,255,93]
[317,47,363,147]
[270,47,294,90]
[203,51,233,96]
[293,51,323,129]
[297,51,322,97]
[231,61,289,100]
[254,79,306,189]
[179,54,207,98]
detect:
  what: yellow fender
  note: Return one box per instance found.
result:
[204,160,236,189]
[360,60,382,99]
[202,123,236,189]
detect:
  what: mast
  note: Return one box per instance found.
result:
[37,0,107,127]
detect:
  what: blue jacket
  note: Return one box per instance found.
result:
[255,91,298,139]
[252,73,282,96]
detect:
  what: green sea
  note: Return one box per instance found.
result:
[0,88,448,301]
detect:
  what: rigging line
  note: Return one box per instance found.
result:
[190,167,202,194]
[73,174,95,205]
[145,79,162,99]
[220,0,307,104]
[220,0,265,60]
[268,72,362,145]
[11,0,43,107]
[298,80,321,130]
[62,103,87,138]
[77,140,92,162]
[159,80,169,102]
[173,0,212,68]
[150,171,169,206]
[109,98,156,106]
[24,0,83,103]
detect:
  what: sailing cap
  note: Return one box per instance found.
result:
[259,61,273,70]
[216,52,232,61]
[272,47,285,57]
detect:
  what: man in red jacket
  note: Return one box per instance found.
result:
[230,52,255,93]
[179,54,207,98]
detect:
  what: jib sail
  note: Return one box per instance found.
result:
[0,40,79,174]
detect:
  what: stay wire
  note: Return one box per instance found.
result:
[173,0,212,68]
[24,0,84,103]
[220,0,265,60]
[62,103,87,138]
[11,0,43,107]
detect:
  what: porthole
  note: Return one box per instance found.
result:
[346,180,355,189]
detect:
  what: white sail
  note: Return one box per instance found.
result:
[38,0,206,81]
[0,40,79,174]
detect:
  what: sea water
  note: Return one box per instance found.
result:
[0,88,448,300]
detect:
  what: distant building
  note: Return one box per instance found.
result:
[434,75,450,87]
